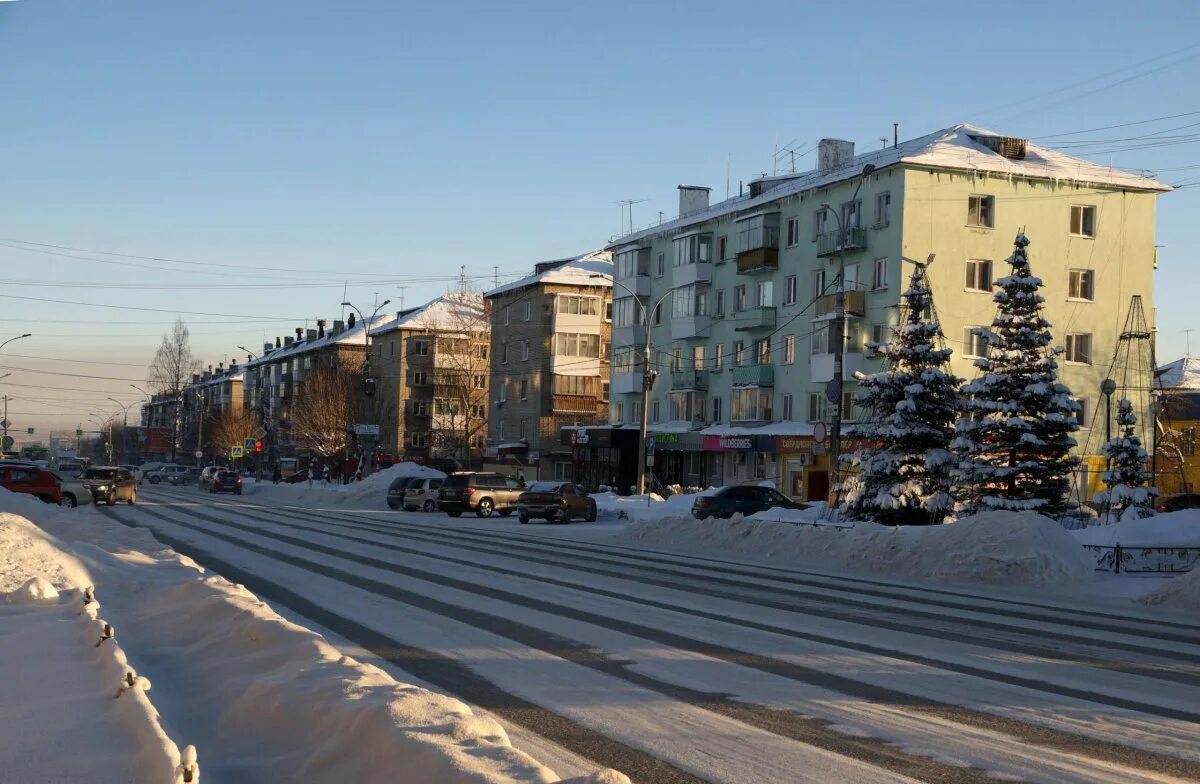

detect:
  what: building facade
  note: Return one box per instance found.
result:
[606,125,1168,501]
[483,253,613,480]
[1157,357,1200,495]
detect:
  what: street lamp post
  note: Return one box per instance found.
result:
[0,334,30,451]
[341,299,391,476]
[1100,378,1117,470]
[593,273,671,495]
[108,398,135,463]
[822,164,876,506]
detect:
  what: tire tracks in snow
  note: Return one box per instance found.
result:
[116,496,1200,782]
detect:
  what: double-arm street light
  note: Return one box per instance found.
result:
[0,333,31,353]
[821,163,876,505]
[341,299,391,474]
[0,334,30,450]
[593,273,672,495]
[109,397,136,463]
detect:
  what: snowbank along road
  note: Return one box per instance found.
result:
[106,485,1200,784]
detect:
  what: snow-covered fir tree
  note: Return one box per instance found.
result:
[1094,398,1157,518]
[951,232,1080,517]
[841,263,961,525]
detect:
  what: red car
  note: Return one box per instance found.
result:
[1,464,62,505]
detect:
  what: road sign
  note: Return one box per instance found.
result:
[194,450,203,459]
[244,438,256,453]
[254,439,263,454]
[824,379,841,404]
[1,436,12,451]
[254,426,267,439]
[813,422,828,444]
[0,419,9,429]
[645,437,656,456]
[231,445,245,458]
[353,424,380,437]
[27,427,35,434]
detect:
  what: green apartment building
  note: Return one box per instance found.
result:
[605,124,1169,502]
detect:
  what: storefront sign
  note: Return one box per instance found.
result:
[720,436,753,450]
[560,427,612,448]
[776,435,812,453]
[653,432,680,445]
[703,434,777,453]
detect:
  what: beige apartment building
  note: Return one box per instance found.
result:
[482,252,613,480]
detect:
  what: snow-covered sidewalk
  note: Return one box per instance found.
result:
[0,489,626,783]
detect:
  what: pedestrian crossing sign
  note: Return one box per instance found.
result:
[231,445,245,458]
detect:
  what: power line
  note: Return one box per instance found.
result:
[0,293,306,320]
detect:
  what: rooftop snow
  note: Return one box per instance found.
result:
[369,291,487,336]
[607,124,1170,249]
[1157,357,1200,390]
[243,317,388,369]
[484,250,613,298]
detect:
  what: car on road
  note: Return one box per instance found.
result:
[0,463,93,508]
[118,464,145,483]
[437,472,523,518]
[404,477,444,511]
[146,464,189,484]
[168,467,201,486]
[517,481,597,524]
[80,466,138,505]
[209,469,243,495]
[386,476,420,510]
[691,484,809,520]
[1157,493,1200,513]
[54,461,85,477]
[198,465,228,490]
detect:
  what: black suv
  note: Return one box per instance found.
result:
[437,472,523,518]
[692,484,808,520]
[80,466,138,505]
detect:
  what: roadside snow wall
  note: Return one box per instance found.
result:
[1141,568,1200,612]
[616,510,1096,587]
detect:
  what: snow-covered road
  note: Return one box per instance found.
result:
[104,486,1200,784]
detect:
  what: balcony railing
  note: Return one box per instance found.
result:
[670,370,708,390]
[552,394,601,414]
[814,289,866,317]
[735,226,780,273]
[732,365,774,387]
[734,306,777,331]
[816,226,868,258]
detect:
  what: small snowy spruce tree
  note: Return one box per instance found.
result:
[1094,398,1157,518]
[951,232,1080,517]
[841,263,961,525]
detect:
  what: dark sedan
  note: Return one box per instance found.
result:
[209,470,243,495]
[80,466,138,505]
[1158,493,1200,513]
[691,484,808,520]
[517,481,597,524]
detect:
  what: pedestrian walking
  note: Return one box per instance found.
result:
[272,464,282,484]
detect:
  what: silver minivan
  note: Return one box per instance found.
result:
[404,477,444,511]
[146,464,189,484]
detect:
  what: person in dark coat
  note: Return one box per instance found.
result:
[272,464,282,484]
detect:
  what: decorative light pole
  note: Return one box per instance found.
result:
[593,273,671,495]
[822,163,876,506]
[1100,377,1117,471]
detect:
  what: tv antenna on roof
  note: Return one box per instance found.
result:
[617,199,646,234]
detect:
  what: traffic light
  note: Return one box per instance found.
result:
[254,439,263,454]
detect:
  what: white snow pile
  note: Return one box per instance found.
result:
[1071,509,1200,547]
[591,487,719,522]
[616,510,1097,587]
[246,461,446,509]
[0,488,626,784]
[1140,567,1200,611]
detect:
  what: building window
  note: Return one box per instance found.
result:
[498,383,507,402]
[670,347,682,372]
[734,341,745,366]
[653,302,662,325]
[872,257,888,290]
[713,344,724,371]
[841,199,862,229]
[807,393,824,422]
[875,192,891,227]
[500,339,508,364]
[521,340,530,361]
[669,390,703,421]
[1065,333,1092,364]
[963,326,988,358]
[633,399,642,421]
[673,233,712,267]
[811,324,828,356]
[414,339,430,356]
[612,402,623,423]
[555,333,600,357]
[1068,268,1095,301]
[1072,397,1089,428]
[556,295,600,316]
[812,268,827,299]
[782,393,794,421]
[756,280,773,308]
[473,374,486,389]
[812,206,830,240]
[783,275,797,305]
[651,400,660,422]
[411,432,428,448]
[613,296,646,328]
[519,418,527,439]
[471,403,486,418]
[734,285,747,311]
[616,248,650,279]
[785,217,800,247]
[476,344,488,360]
[967,195,994,228]
[692,345,704,370]
[1070,205,1096,237]
[1181,427,1196,456]
[503,306,510,325]
[869,324,888,356]
[757,338,770,365]
[715,289,726,317]
[841,391,857,422]
[965,259,993,292]
[601,381,609,401]
[712,396,722,423]
[672,284,708,318]
[656,253,665,277]
[718,235,728,261]
[731,387,772,422]
[412,400,428,416]
[783,334,796,364]
[413,371,429,386]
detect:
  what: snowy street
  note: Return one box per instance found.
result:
[105,484,1200,784]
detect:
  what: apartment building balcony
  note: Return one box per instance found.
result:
[810,351,868,383]
[552,394,601,414]
[732,365,774,387]
[816,227,868,258]
[615,274,651,298]
[611,370,642,395]
[735,247,779,274]
[814,290,866,318]
[734,306,777,331]
[672,262,711,287]
[670,314,711,340]
[612,324,645,348]
[670,370,708,390]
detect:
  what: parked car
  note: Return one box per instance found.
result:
[284,468,310,484]
[404,477,444,512]
[517,481,597,524]
[55,461,85,478]
[145,464,188,484]
[80,466,138,505]
[0,463,92,507]
[386,476,420,510]
[1158,493,1200,513]
[437,472,523,518]
[209,469,243,495]
[172,467,201,486]
[691,484,809,520]
[198,465,228,490]
[118,464,144,483]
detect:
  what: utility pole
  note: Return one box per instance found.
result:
[1,394,9,451]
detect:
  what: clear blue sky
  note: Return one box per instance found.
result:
[1,0,1198,432]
